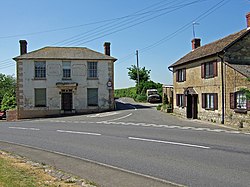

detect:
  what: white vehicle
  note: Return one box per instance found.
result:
[146,89,161,103]
[146,89,158,97]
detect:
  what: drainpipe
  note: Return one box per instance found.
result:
[218,52,225,124]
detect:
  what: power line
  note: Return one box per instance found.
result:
[52,0,185,46]
[0,0,171,40]
[0,64,15,70]
[115,0,230,66]
[56,0,208,46]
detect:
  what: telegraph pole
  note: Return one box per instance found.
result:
[136,50,140,92]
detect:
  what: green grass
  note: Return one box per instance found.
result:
[0,157,37,187]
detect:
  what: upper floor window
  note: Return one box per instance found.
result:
[201,61,217,79]
[62,61,71,79]
[230,91,248,110]
[87,62,97,78]
[176,68,186,82]
[202,93,218,110]
[35,61,46,78]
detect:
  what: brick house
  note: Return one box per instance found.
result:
[13,41,116,119]
[168,14,250,126]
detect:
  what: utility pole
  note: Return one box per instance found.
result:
[136,50,140,92]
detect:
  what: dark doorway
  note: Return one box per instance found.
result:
[61,92,72,111]
[186,94,198,119]
[186,95,193,118]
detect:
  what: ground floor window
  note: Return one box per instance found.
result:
[35,88,46,107]
[202,93,218,110]
[236,91,247,109]
[87,88,98,106]
[176,94,184,107]
[231,91,247,110]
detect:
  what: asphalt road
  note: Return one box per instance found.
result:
[0,98,250,187]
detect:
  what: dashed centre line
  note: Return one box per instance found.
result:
[9,127,40,131]
[128,136,211,149]
[57,130,101,136]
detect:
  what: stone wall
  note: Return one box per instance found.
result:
[6,110,17,121]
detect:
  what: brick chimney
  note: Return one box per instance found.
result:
[19,40,27,55]
[191,38,201,50]
[104,42,111,56]
[246,12,250,28]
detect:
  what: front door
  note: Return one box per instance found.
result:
[61,92,72,111]
[186,94,198,119]
[186,95,193,118]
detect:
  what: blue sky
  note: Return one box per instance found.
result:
[0,0,249,88]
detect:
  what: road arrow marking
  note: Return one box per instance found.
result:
[128,136,211,149]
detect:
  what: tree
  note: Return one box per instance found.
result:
[1,91,16,111]
[0,73,16,110]
[127,65,151,84]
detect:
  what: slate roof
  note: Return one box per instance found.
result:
[13,47,117,61]
[229,64,250,78]
[169,28,250,68]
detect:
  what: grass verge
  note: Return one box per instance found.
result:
[0,150,96,187]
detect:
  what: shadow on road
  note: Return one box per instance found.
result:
[115,100,158,111]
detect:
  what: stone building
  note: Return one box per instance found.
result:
[13,41,116,119]
[168,14,250,126]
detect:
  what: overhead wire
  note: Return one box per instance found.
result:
[52,0,184,46]
[0,0,228,70]
[56,0,208,46]
[115,0,230,66]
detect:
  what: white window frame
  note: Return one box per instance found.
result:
[87,62,98,78]
[206,93,214,109]
[62,61,71,79]
[35,61,46,78]
[236,91,247,109]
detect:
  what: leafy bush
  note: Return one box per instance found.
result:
[1,92,16,111]
[135,95,147,102]
[115,87,137,100]
[156,104,162,110]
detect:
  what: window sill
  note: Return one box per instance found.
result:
[177,80,185,83]
[205,108,215,111]
[62,78,72,80]
[33,78,46,80]
[234,109,247,114]
[34,106,47,109]
[87,77,98,80]
[204,75,214,79]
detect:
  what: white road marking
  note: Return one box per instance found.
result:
[103,113,133,122]
[226,131,240,134]
[128,136,211,149]
[9,127,40,131]
[29,119,249,136]
[57,130,101,136]
[86,112,119,118]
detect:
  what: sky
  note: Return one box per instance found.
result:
[0,0,250,89]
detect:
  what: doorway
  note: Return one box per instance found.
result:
[61,92,72,111]
[186,94,198,119]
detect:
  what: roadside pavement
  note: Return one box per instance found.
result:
[0,141,182,187]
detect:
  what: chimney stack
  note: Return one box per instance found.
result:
[104,42,111,56]
[19,40,27,55]
[246,12,250,28]
[191,38,201,50]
